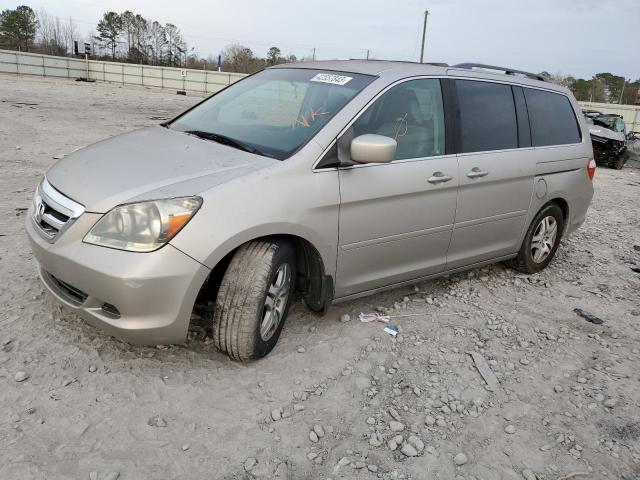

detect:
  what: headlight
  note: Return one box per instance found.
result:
[83,197,202,252]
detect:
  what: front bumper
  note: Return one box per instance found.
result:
[590,135,626,163]
[26,208,210,345]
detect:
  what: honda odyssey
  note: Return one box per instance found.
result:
[26,60,595,361]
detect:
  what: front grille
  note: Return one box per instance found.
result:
[36,199,71,237]
[32,178,85,242]
[47,273,88,305]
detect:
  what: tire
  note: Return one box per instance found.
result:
[510,203,564,274]
[212,240,296,361]
[611,151,626,170]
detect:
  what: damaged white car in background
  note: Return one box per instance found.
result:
[583,110,628,169]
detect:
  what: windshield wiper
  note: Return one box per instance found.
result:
[183,130,264,156]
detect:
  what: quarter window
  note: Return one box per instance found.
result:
[455,80,518,153]
[351,79,445,160]
[524,88,581,146]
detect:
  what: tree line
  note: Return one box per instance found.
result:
[0,5,304,71]
[542,71,639,105]
[0,4,638,103]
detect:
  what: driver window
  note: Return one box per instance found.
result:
[351,79,445,160]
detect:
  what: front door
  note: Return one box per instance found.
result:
[335,78,458,298]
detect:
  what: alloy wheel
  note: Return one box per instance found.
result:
[260,263,291,341]
[531,215,557,263]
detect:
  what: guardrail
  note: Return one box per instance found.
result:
[0,49,247,94]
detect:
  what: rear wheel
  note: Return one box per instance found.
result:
[212,240,296,361]
[511,203,564,274]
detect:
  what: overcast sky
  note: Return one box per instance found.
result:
[21,0,640,79]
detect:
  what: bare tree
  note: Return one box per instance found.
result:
[61,16,76,55]
[120,10,135,53]
[164,23,185,67]
[222,43,260,73]
[148,20,166,66]
[86,28,99,57]
[132,14,148,62]
[37,9,65,55]
[549,73,576,89]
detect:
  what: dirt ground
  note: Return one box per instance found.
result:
[1,74,640,480]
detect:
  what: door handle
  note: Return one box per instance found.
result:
[427,172,453,184]
[467,167,489,179]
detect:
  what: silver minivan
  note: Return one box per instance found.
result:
[26,60,595,361]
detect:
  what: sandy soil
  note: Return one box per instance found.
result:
[1,74,639,480]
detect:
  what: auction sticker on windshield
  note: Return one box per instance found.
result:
[310,73,353,85]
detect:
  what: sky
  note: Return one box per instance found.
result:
[16,0,640,79]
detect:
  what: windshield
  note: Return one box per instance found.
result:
[593,115,625,133]
[170,68,374,160]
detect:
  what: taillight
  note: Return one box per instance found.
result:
[587,158,596,180]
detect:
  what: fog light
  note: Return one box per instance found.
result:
[101,303,121,318]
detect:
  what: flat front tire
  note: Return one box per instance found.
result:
[213,240,296,361]
[511,203,564,274]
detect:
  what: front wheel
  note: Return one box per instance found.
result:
[212,240,296,361]
[610,151,627,170]
[511,203,564,274]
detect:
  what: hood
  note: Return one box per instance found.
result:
[588,125,626,143]
[46,126,277,212]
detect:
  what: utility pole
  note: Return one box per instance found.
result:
[619,78,626,104]
[312,48,316,61]
[419,10,429,63]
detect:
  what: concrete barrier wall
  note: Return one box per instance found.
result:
[4,51,638,133]
[0,49,246,94]
[578,101,640,133]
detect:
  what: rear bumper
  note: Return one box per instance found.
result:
[565,180,593,237]
[26,209,210,345]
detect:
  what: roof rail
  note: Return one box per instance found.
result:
[347,58,449,67]
[452,63,548,82]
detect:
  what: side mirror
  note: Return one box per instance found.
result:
[350,134,397,164]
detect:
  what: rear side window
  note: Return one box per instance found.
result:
[524,88,581,146]
[455,80,518,153]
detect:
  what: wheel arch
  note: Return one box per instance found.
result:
[548,197,569,232]
[549,197,568,220]
[192,232,333,324]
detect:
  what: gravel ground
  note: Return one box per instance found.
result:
[1,74,640,480]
